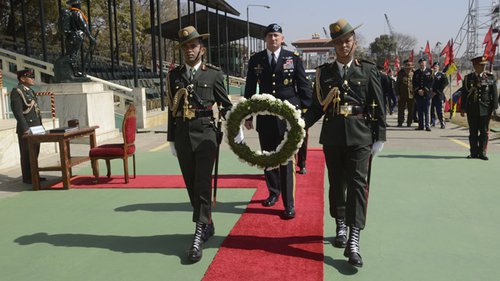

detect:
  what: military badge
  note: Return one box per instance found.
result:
[283,59,294,70]
[283,79,289,85]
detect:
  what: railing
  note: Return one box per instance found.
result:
[0,48,54,83]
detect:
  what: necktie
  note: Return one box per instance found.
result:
[271,53,277,70]
[189,68,195,81]
[342,64,348,80]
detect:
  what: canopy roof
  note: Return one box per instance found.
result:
[145,10,267,43]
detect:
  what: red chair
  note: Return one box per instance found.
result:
[89,104,136,183]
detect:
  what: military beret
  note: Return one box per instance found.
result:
[17,68,35,79]
[471,55,487,65]
[432,62,439,67]
[264,23,282,37]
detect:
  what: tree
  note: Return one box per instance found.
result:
[369,34,396,64]
[393,32,417,54]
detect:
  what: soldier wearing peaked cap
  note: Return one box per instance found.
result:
[395,60,415,127]
[166,26,233,262]
[10,69,45,184]
[244,23,312,220]
[412,58,434,131]
[430,62,449,129]
[460,56,499,160]
[304,18,386,268]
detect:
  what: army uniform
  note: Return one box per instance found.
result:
[167,26,233,262]
[430,69,449,128]
[304,19,386,268]
[412,63,434,130]
[10,70,42,184]
[245,25,312,217]
[395,66,415,127]
[461,58,498,159]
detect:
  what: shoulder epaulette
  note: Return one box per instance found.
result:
[204,63,221,71]
[293,51,300,56]
[359,59,376,65]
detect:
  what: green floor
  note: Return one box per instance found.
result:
[1,149,499,281]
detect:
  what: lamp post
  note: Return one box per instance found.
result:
[246,4,270,60]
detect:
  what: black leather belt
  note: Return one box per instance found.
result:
[195,110,213,118]
[330,105,366,117]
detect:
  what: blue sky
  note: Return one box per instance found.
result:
[228,0,492,55]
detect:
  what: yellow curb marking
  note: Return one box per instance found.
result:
[150,142,170,152]
[448,138,470,149]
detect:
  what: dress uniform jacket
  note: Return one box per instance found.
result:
[412,68,433,97]
[167,63,232,151]
[432,71,449,99]
[10,84,42,182]
[245,49,312,135]
[304,59,386,145]
[395,69,415,126]
[10,84,42,135]
[461,72,498,116]
[166,63,232,224]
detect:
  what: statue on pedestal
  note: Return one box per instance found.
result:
[54,0,96,83]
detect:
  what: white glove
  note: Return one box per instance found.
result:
[169,142,177,157]
[234,126,245,144]
[371,141,385,156]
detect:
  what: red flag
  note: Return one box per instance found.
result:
[394,55,400,71]
[449,39,454,64]
[424,41,433,65]
[409,49,414,64]
[483,26,494,60]
[383,57,390,72]
[486,31,500,63]
[440,40,450,56]
[456,71,462,86]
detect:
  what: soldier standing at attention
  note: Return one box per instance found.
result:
[412,58,434,131]
[304,19,386,267]
[461,56,498,160]
[244,23,312,219]
[167,26,234,262]
[395,60,415,127]
[10,69,46,184]
[430,62,449,129]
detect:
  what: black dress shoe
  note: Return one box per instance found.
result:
[262,195,279,207]
[467,154,478,159]
[344,246,363,267]
[425,127,431,132]
[415,127,424,130]
[478,155,489,161]
[298,167,307,175]
[282,207,295,219]
[397,124,403,127]
[202,222,215,242]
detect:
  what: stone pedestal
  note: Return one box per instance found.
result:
[38,82,119,143]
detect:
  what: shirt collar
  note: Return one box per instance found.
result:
[336,59,353,72]
[185,61,202,73]
[267,47,281,60]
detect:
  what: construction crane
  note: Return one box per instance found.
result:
[323,27,329,39]
[384,13,398,55]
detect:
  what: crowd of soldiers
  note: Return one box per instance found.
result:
[379,58,450,131]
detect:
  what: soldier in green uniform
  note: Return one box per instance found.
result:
[304,19,386,268]
[10,69,46,184]
[395,60,415,127]
[460,56,499,160]
[166,26,234,262]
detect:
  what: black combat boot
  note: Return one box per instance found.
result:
[343,226,363,267]
[188,222,205,262]
[202,221,215,242]
[333,218,347,248]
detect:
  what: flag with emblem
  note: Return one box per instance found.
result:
[424,41,433,66]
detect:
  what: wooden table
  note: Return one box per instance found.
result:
[24,126,99,190]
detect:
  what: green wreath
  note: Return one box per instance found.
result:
[226,94,305,169]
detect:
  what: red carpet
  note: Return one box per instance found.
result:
[49,174,263,189]
[203,150,325,281]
